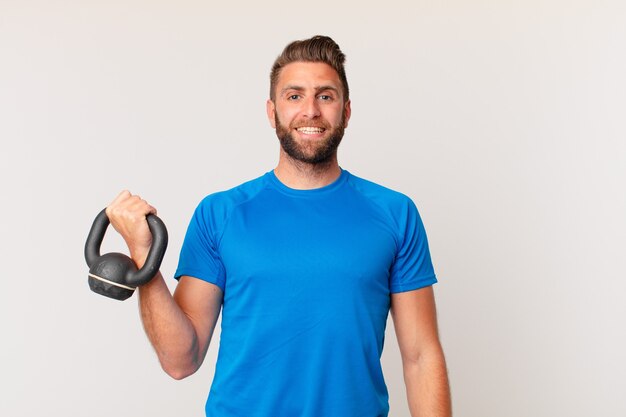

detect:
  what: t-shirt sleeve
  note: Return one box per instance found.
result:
[174,199,226,291]
[389,198,437,293]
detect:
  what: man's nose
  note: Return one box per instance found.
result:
[302,97,321,118]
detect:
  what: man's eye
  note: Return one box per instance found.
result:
[288,94,300,100]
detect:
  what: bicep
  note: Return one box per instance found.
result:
[173,276,223,357]
[391,286,442,363]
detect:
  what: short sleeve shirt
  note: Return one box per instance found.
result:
[175,169,437,417]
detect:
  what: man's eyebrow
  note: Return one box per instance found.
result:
[281,85,305,95]
[315,85,340,94]
[280,85,340,94]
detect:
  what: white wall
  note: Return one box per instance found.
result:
[1,1,624,416]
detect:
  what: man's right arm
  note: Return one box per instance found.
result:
[138,273,222,380]
[106,190,223,380]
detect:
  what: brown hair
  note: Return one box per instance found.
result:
[269,35,349,102]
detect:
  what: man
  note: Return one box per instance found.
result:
[106,35,451,417]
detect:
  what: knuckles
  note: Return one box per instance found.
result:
[104,191,155,252]
[106,191,153,224]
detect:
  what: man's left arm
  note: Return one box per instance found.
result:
[391,286,452,417]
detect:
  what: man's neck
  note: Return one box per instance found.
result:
[274,152,341,190]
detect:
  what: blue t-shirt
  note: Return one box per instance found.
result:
[175,169,437,417]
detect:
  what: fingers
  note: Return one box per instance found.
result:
[105,191,158,257]
[106,190,157,219]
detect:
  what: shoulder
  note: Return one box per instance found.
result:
[345,171,418,216]
[193,173,270,224]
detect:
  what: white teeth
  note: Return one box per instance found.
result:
[296,127,324,134]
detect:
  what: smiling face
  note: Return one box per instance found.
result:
[267,61,351,165]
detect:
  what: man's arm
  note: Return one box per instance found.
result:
[391,286,451,417]
[106,191,222,380]
[138,274,222,379]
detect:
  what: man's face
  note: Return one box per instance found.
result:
[267,62,351,164]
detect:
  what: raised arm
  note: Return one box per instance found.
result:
[138,274,222,379]
[390,286,452,417]
[106,190,223,380]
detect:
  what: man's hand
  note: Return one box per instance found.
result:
[105,190,157,264]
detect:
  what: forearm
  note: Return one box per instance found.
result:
[403,346,452,417]
[137,272,201,379]
[105,192,208,378]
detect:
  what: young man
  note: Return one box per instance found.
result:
[106,35,451,417]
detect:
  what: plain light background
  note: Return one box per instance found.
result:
[1,1,624,416]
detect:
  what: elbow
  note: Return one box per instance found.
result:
[401,344,446,369]
[163,365,197,380]
[161,360,199,380]
[155,330,208,380]
[157,340,204,380]
[167,369,194,381]
[401,352,425,371]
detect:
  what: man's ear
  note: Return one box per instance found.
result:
[343,100,352,128]
[266,99,276,128]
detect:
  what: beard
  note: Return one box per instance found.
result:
[275,113,346,165]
